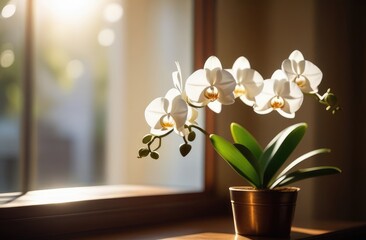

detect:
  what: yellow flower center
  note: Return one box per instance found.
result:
[204,86,219,102]
[234,84,246,97]
[160,115,175,129]
[295,75,306,88]
[270,96,285,109]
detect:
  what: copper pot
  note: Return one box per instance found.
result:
[229,186,299,238]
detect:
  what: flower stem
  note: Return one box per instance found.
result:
[148,129,174,152]
[188,124,209,135]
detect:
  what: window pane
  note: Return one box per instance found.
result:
[34,0,110,189]
[31,0,204,191]
[0,0,24,193]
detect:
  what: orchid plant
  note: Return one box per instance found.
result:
[138,50,341,189]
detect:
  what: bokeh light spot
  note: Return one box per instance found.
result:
[98,28,115,47]
[1,49,15,68]
[103,3,123,23]
[1,4,16,18]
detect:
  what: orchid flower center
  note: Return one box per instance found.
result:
[270,96,285,109]
[160,115,175,129]
[204,86,219,102]
[295,75,306,88]
[234,84,246,98]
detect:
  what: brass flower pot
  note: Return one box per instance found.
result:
[229,186,299,238]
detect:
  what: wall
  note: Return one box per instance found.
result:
[214,0,366,222]
[312,0,366,221]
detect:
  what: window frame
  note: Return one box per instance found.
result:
[0,0,221,238]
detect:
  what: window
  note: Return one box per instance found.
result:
[0,0,217,238]
[0,0,204,192]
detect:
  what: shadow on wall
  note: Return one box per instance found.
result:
[214,0,366,222]
[313,0,366,221]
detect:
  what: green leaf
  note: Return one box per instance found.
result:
[274,166,341,187]
[260,123,307,187]
[230,123,263,160]
[233,143,259,174]
[270,148,331,188]
[210,134,261,188]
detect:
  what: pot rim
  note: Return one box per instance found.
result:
[229,186,300,192]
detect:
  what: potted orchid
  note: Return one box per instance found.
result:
[138,50,341,237]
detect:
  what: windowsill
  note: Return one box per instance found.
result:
[61,214,366,240]
[0,184,199,207]
[0,185,223,238]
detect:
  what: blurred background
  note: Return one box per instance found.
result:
[0,0,204,193]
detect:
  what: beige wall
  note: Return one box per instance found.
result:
[214,0,366,222]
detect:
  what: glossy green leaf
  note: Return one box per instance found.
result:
[274,166,341,187]
[270,148,331,188]
[234,143,260,174]
[260,123,307,187]
[231,123,263,160]
[210,134,261,188]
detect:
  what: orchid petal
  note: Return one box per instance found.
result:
[301,60,323,93]
[204,56,222,70]
[240,95,255,106]
[165,88,181,102]
[232,56,250,74]
[215,70,237,95]
[254,106,273,115]
[187,107,198,125]
[282,59,297,82]
[208,101,222,113]
[278,97,302,118]
[254,78,276,110]
[242,69,264,98]
[276,109,295,118]
[144,97,168,128]
[205,68,221,85]
[295,60,306,75]
[150,127,169,135]
[288,50,304,62]
[271,69,288,81]
[170,96,188,130]
[185,69,209,103]
[218,91,235,105]
[253,88,274,112]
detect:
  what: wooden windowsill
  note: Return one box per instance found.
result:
[62,214,366,240]
[1,186,366,239]
[0,185,223,238]
[0,184,196,207]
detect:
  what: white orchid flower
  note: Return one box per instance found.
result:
[185,56,236,113]
[145,88,188,136]
[281,50,323,94]
[254,70,304,118]
[228,56,264,106]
